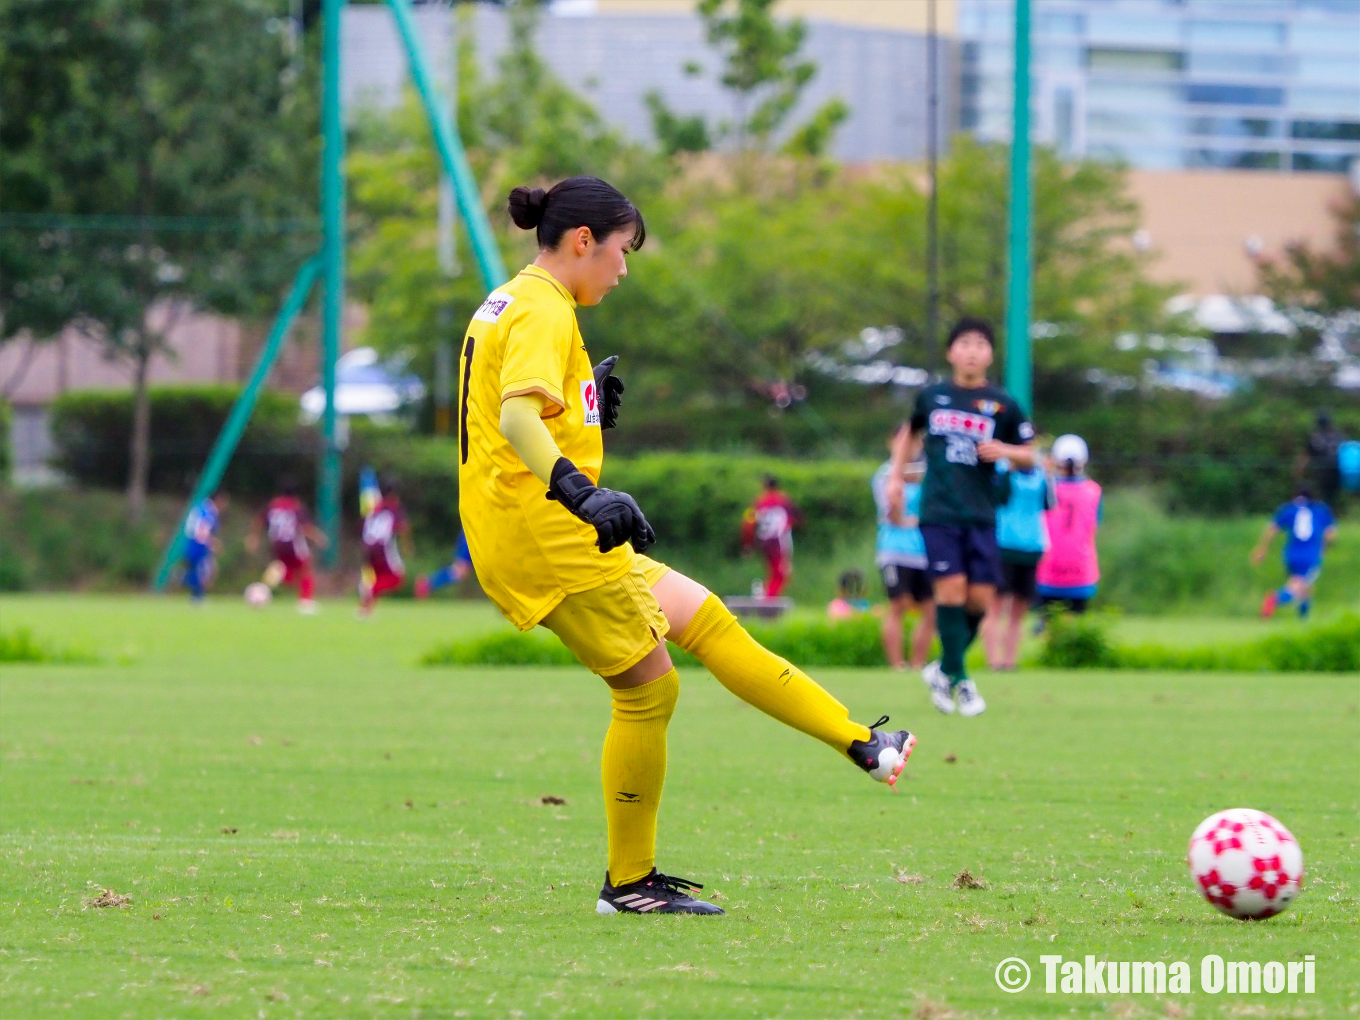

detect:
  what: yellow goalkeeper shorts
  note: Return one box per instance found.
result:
[540,553,672,677]
[635,553,671,588]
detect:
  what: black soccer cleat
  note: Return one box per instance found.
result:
[596,869,724,915]
[847,715,917,790]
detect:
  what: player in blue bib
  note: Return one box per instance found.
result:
[1252,487,1337,619]
[871,438,936,670]
[983,459,1053,669]
[180,492,225,602]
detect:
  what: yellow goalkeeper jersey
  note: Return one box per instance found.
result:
[456,264,632,629]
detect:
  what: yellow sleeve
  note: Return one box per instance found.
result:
[499,393,563,485]
[499,299,572,418]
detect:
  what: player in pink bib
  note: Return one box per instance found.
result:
[1036,434,1102,613]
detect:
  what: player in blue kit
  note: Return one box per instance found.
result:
[180,492,226,602]
[415,531,473,598]
[1252,487,1337,619]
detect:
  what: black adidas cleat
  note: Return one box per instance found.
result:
[847,715,917,790]
[596,869,724,915]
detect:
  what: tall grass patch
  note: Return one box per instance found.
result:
[0,627,97,664]
[1040,611,1359,673]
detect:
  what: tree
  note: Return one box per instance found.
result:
[780,97,849,158]
[347,0,665,388]
[1258,192,1360,315]
[581,138,1175,447]
[0,0,318,519]
[646,0,849,156]
[645,91,712,157]
[348,8,1172,455]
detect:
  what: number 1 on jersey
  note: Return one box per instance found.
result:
[459,336,475,465]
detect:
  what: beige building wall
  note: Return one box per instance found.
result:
[0,308,245,408]
[597,0,956,33]
[1127,169,1353,296]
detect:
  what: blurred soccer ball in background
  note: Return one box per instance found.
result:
[1188,808,1303,920]
[244,582,272,607]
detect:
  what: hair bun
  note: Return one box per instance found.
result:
[508,185,548,230]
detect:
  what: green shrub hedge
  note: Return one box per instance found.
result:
[1037,610,1120,669]
[349,434,881,556]
[46,384,1359,520]
[1039,611,1359,673]
[424,613,916,670]
[0,487,168,591]
[1116,614,1359,672]
[50,386,316,498]
[427,610,1358,673]
[571,387,1360,515]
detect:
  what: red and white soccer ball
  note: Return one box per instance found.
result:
[1187,808,1303,920]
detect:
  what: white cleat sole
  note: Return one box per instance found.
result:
[870,732,918,789]
[958,697,987,717]
[595,899,619,914]
[921,661,956,714]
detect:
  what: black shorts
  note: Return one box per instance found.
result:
[881,563,933,603]
[998,560,1038,600]
[920,523,1002,587]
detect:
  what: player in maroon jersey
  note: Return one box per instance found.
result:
[358,476,413,617]
[741,475,801,598]
[245,479,328,613]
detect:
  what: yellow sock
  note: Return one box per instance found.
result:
[602,667,679,887]
[676,595,870,755]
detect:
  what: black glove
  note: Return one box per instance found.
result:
[592,355,625,430]
[546,457,656,553]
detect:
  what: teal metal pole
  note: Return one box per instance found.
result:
[153,256,323,590]
[1004,0,1033,412]
[319,0,345,569]
[386,0,508,291]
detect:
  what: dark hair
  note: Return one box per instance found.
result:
[1295,484,1313,500]
[838,570,864,598]
[763,474,779,489]
[947,317,995,349]
[278,476,297,497]
[508,176,645,252]
[380,475,400,497]
[1316,411,1332,428]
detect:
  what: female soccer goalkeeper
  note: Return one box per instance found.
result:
[457,176,916,915]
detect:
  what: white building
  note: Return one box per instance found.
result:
[343,0,955,161]
[959,0,1360,172]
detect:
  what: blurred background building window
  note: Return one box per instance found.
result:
[959,0,1360,174]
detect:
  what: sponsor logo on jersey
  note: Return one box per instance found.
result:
[1018,421,1035,440]
[928,407,996,441]
[581,379,601,427]
[472,291,515,323]
[974,399,1003,416]
[934,394,952,405]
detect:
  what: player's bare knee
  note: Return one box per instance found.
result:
[605,640,674,689]
[933,574,967,605]
[651,569,711,639]
[965,584,995,614]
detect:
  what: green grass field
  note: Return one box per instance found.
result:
[1,596,1357,1019]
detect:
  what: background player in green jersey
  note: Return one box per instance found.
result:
[886,318,1035,716]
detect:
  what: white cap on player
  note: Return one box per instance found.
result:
[1051,433,1089,468]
